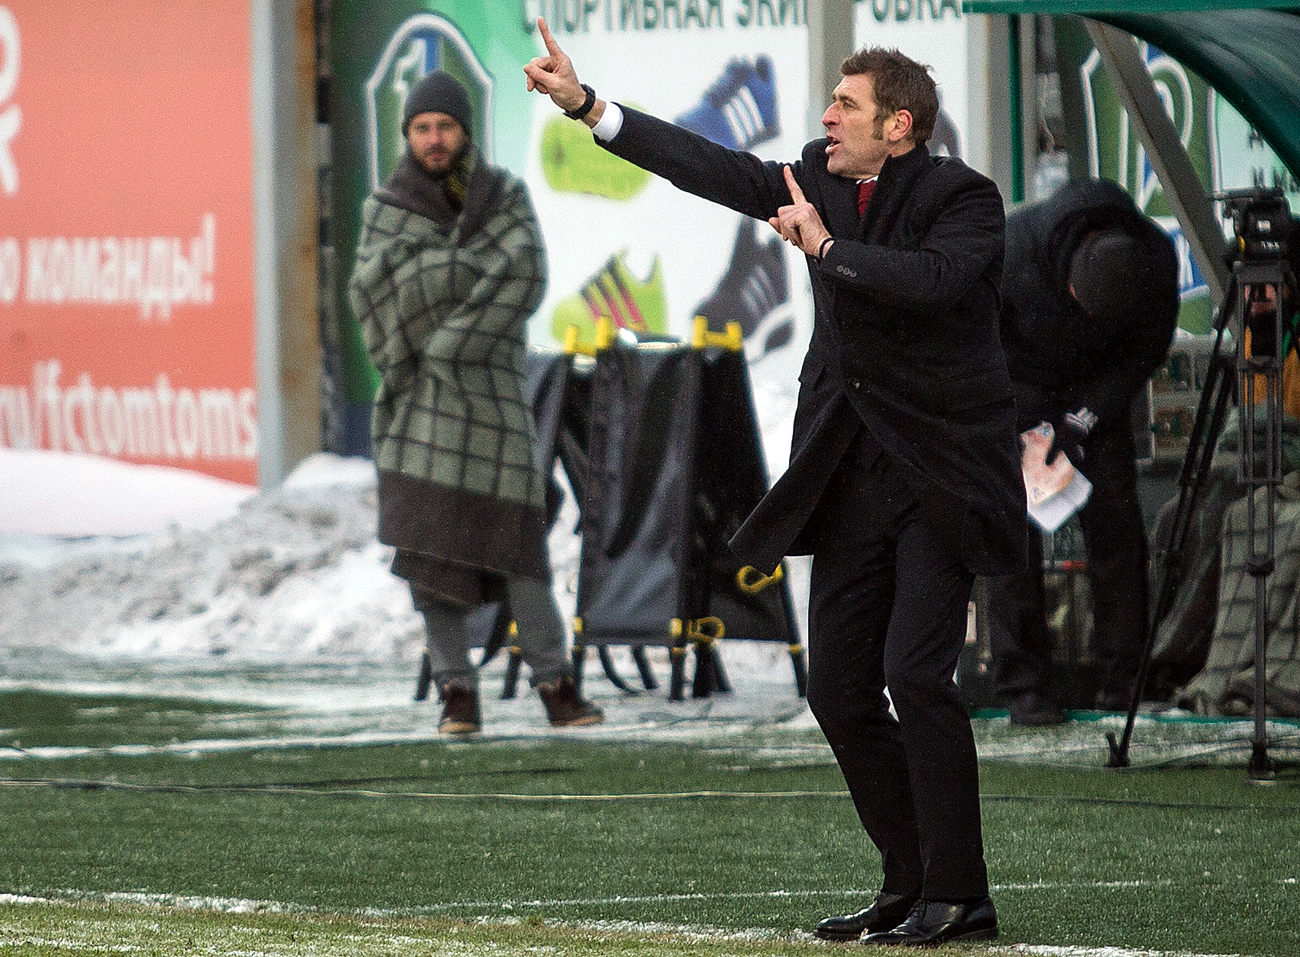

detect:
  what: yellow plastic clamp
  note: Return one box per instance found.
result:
[563,324,594,356]
[685,616,725,646]
[691,316,743,352]
[564,318,616,355]
[736,564,784,595]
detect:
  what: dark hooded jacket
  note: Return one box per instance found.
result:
[999,177,1179,427]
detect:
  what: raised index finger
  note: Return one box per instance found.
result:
[537,17,563,56]
[783,166,806,204]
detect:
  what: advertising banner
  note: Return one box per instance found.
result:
[331,0,814,455]
[521,2,812,382]
[330,0,987,456]
[0,1,257,485]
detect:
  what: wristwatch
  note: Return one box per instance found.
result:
[564,83,596,121]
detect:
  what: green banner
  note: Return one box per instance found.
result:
[330,0,535,450]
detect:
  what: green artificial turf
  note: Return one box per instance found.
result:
[1,689,1298,955]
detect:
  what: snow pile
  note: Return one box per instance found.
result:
[0,446,805,683]
[0,378,805,670]
[0,448,256,538]
[0,454,422,664]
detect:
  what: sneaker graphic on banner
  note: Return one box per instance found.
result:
[675,55,779,151]
[551,250,668,346]
[693,218,791,361]
[540,112,651,200]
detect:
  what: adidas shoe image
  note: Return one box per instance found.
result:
[675,55,779,151]
[692,218,790,360]
[551,250,668,347]
[540,112,651,200]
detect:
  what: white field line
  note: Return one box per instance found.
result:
[0,879,1193,915]
[0,887,1261,957]
[0,878,1235,916]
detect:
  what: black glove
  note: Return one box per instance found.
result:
[1048,407,1097,468]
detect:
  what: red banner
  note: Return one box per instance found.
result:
[0,1,256,484]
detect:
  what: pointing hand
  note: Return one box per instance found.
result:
[523,18,586,112]
[769,166,831,258]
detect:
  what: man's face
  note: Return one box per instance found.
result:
[407,112,468,176]
[821,73,903,179]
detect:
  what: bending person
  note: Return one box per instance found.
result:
[989,178,1178,724]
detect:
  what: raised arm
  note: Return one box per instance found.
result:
[523,17,607,129]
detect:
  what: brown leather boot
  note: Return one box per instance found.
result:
[438,683,481,734]
[536,676,604,727]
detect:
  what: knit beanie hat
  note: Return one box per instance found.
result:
[1068,229,1152,323]
[402,70,473,139]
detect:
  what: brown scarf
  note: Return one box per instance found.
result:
[376,147,480,228]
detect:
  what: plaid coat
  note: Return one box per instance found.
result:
[349,150,550,607]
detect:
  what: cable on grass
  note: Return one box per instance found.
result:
[0,777,852,802]
[981,792,1300,812]
[4,777,1299,810]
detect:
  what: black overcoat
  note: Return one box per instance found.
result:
[999,177,1179,428]
[601,107,1026,576]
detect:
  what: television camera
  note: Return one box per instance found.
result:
[1219,185,1296,266]
[1109,185,1299,778]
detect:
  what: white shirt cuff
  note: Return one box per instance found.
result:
[591,101,624,142]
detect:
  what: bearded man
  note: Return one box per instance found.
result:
[349,70,602,734]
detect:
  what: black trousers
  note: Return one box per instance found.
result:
[804,428,988,902]
[988,417,1149,703]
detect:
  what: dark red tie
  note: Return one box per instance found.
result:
[857,179,876,217]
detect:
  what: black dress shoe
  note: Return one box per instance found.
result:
[861,897,997,947]
[813,891,918,941]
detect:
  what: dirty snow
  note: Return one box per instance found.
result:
[1,396,1292,761]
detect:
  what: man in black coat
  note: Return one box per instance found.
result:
[526,20,1023,947]
[988,179,1178,725]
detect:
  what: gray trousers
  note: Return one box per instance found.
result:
[415,575,572,690]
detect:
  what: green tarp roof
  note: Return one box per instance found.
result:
[962,3,1300,178]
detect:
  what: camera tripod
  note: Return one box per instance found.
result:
[1107,254,1296,780]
